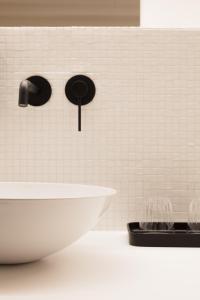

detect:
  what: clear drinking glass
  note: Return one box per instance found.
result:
[188,199,200,231]
[139,197,174,230]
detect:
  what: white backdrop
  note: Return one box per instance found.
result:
[141,0,200,27]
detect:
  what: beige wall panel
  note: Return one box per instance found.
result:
[0,28,200,229]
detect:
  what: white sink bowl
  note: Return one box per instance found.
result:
[0,182,116,264]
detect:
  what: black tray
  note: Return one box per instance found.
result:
[128,222,200,247]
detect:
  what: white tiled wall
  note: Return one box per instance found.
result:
[1,27,200,229]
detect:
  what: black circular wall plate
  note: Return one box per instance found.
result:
[27,76,52,106]
[65,75,96,105]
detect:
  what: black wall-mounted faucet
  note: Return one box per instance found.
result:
[65,75,96,131]
[19,76,52,107]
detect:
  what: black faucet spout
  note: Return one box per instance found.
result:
[18,80,38,107]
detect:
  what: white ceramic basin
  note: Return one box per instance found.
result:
[0,182,116,264]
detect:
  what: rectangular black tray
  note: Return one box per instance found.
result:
[128,222,200,247]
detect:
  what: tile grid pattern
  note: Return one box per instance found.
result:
[0,28,200,229]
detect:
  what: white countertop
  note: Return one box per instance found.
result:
[1,231,200,299]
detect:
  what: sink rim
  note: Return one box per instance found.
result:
[0,181,116,200]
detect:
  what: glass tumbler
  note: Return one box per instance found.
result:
[188,199,200,231]
[140,197,174,231]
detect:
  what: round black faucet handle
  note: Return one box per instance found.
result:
[65,75,96,131]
